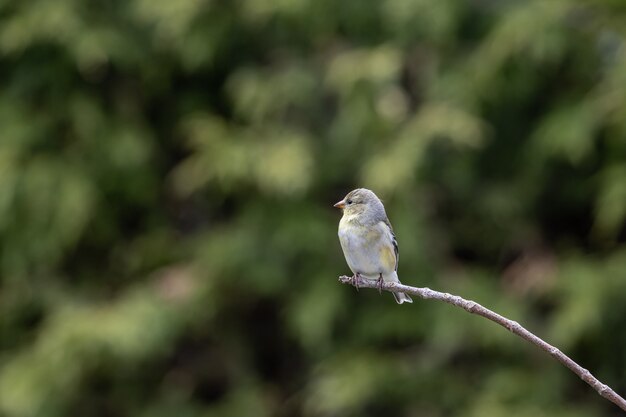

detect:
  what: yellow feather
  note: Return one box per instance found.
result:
[380,244,396,272]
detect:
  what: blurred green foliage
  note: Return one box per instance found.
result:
[1,0,626,416]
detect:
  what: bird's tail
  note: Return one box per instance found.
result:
[393,292,413,304]
[386,271,413,304]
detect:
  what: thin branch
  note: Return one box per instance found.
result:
[338,275,626,413]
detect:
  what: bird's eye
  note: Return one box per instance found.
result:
[347,199,353,205]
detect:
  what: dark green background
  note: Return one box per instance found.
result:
[1,0,626,416]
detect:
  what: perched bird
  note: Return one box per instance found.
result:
[334,188,413,304]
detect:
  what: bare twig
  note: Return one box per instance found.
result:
[338,275,626,413]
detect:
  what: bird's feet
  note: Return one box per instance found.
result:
[351,273,361,291]
[377,273,384,295]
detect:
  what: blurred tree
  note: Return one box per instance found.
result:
[0,0,625,416]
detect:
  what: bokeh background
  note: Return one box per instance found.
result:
[1,0,626,416]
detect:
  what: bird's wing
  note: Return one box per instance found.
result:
[382,218,399,271]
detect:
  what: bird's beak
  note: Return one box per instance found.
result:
[333,200,345,209]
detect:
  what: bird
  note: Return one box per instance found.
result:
[334,188,413,304]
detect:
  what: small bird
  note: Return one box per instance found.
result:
[334,188,413,304]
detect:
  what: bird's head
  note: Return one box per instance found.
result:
[333,188,384,218]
